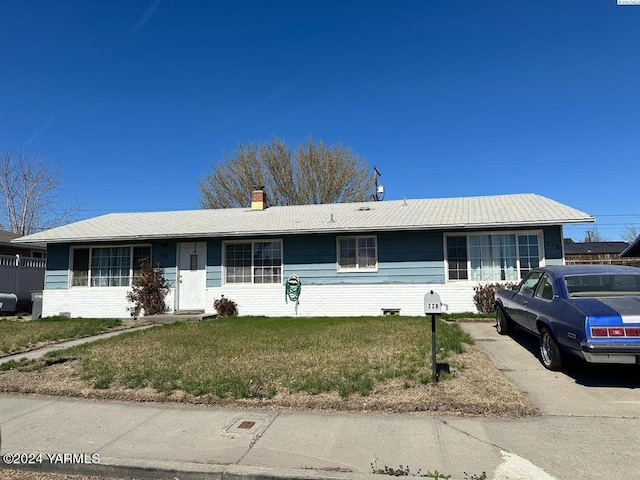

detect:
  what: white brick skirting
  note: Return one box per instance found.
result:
[42,288,176,319]
[43,283,480,318]
[206,283,479,317]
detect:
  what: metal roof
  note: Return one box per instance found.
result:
[13,193,595,245]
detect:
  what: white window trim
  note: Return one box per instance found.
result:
[68,244,152,288]
[443,230,545,283]
[222,239,283,285]
[336,235,379,273]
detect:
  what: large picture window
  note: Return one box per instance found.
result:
[71,245,151,287]
[446,232,541,282]
[337,236,377,271]
[224,240,282,284]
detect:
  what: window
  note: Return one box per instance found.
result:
[132,246,151,280]
[224,241,282,284]
[535,274,554,300]
[565,273,640,297]
[446,232,541,282]
[337,236,377,271]
[446,236,468,280]
[518,234,540,276]
[519,271,543,296]
[72,249,90,286]
[71,245,151,287]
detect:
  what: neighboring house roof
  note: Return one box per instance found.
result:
[1,229,46,250]
[13,193,595,245]
[0,229,20,245]
[620,236,640,258]
[564,241,630,256]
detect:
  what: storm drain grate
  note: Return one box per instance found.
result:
[222,415,273,436]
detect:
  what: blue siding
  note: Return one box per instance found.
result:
[43,226,564,290]
[45,244,70,289]
[207,239,222,287]
[542,226,563,261]
[283,231,445,285]
[151,240,177,287]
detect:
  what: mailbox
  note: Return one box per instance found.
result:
[424,290,442,383]
[0,293,18,314]
[424,291,442,315]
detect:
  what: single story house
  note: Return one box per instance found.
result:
[13,192,594,318]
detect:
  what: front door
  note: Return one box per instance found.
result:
[177,241,206,311]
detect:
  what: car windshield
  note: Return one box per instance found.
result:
[564,273,640,297]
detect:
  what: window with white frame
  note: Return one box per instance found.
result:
[337,236,377,271]
[71,245,151,287]
[446,232,541,282]
[224,240,282,284]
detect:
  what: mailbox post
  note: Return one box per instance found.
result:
[423,290,442,383]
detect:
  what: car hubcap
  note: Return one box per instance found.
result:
[541,334,552,365]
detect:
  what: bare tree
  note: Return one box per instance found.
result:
[621,225,639,244]
[0,151,80,235]
[199,138,374,208]
[584,226,607,243]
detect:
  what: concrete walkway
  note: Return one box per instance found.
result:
[0,324,156,365]
[0,312,212,365]
[1,322,639,480]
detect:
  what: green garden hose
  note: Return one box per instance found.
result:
[285,275,301,313]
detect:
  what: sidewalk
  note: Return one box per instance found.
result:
[1,393,532,480]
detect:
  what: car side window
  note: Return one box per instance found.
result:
[519,271,542,297]
[534,274,554,300]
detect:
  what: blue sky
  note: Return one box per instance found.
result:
[1,0,638,241]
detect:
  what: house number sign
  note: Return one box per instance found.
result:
[423,291,442,314]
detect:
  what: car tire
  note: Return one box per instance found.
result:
[495,306,509,335]
[539,327,562,371]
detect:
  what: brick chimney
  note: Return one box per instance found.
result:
[251,188,266,211]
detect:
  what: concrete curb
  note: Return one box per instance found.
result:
[4,459,384,480]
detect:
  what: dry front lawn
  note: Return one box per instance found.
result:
[0,316,538,417]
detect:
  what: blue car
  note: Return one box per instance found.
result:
[494,265,640,370]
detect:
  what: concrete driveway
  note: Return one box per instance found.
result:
[454,322,640,479]
[460,321,640,417]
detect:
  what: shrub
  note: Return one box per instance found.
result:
[126,258,170,318]
[473,282,514,314]
[214,295,238,317]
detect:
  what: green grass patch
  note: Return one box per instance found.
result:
[0,316,122,356]
[46,316,473,399]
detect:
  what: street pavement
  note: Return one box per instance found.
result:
[1,322,639,480]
